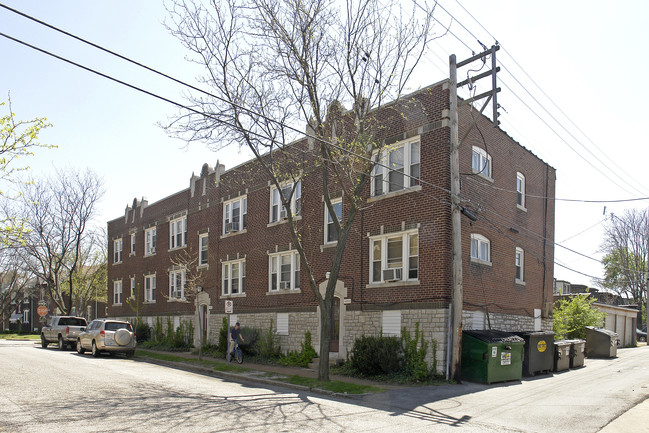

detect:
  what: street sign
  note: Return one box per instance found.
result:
[37,305,48,317]
[225,300,233,314]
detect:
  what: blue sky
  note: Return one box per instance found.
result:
[2,1,648,286]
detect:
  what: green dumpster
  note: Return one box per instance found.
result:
[461,330,524,384]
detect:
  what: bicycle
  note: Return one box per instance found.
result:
[227,342,243,364]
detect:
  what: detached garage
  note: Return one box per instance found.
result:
[593,303,639,347]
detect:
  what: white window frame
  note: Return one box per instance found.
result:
[199,233,209,267]
[369,229,419,284]
[222,258,246,296]
[515,247,525,284]
[23,309,29,324]
[113,239,123,264]
[276,312,289,335]
[169,269,186,300]
[472,146,492,179]
[382,310,402,336]
[371,137,420,197]
[145,227,156,256]
[516,172,526,210]
[470,233,491,264]
[223,196,247,234]
[130,277,135,299]
[144,274,156,302]
[269,180,301,223]
[130,233,136,255]
[268,251,301,292]
[324,198,343,244]
[169,216,187,250]
[113,280,123,305]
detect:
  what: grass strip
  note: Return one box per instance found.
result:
[281,375,384,394]
[0,334,40,340]
[137,349,249,373]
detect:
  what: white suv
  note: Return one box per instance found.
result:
[77,319,136,358]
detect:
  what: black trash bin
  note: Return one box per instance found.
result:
[553,340,571,372]
[567,339,586,368]
[585,327,618,358]
[515,331,554,376]
[461,330,525,384]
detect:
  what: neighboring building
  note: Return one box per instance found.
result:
[107,81,556,373]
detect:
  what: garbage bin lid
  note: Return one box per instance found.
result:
[463,330,524,343]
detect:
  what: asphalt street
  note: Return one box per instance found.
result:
[1,340,648,432]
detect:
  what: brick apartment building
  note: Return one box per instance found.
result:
[107,80,556,373]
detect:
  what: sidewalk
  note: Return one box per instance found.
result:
[599,397,649,433]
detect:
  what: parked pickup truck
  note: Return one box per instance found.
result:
[41,316,88,350]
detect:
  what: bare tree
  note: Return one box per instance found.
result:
[600,209,648,308]
[164,0,439,380]
[0,247,36,330]
[10,169,104,315]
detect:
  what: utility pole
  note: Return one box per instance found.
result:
[448,45,500,382]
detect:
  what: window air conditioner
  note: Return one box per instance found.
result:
[231,222,239,232]
[279,281,290,290]
[382,268,402,282]
[280,208,288,220]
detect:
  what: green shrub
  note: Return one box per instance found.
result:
[553,294,606,340]
[350,335,402,376]
[129,318,151,343]
[217,317,229,356]
[401,322,429,381]
[257,319,281,359]
[279,331,318,367]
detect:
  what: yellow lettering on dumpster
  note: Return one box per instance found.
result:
[537,340,547,352]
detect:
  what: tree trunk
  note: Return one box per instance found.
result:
[318,300,331,381]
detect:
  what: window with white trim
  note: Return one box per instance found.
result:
[169,269,186,299]
[472,146,492,178]
[169,216,187,250]
[270,181,301,223]
[130,233,136,255]
[113,280,123,305]
[130,277,135,298]
[470,234,491,264]
[516,172,526,209]
[144,274,156,302]
[23,309,29,324]
[515,247,525,283]
[223,196,247,234]
[145,227,156,256]
[324,198,343,244]
[222,259,246,296]
[269,251,300,291]
[371,138,420,196]
[276,313,289,335]
[370,230,419,283]
[382,310,401,336]
[199,234,209,266]
[113,239,123,264]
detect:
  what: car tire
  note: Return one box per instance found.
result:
[91,341,100,358]
[41,334,48,348]
[58,335,66,351]
[76,339,85,354]
[114,328,132,346]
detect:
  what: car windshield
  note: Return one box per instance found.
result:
[59,318,87,326]
[104,322,132,332]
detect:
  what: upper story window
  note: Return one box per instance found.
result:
[470,233,491,264]
[472,146,492,179]
[113,239,123,264]
[145,227,157,256]
[515,247,525,284]
[130,233,136,255]
[169,269,186,300]
[144,274,156,302]
[269,251,300,291]
[223,258,246,296]
[270,181,301,223]
[516,172,526,209]
[370,230,419,284]
[224,196,247,234]
[324,198,343,244]
[113,280,122,305]
[199,234,209,266]
[169,216,187,250]
[130,277,135,298]
[372,138,420,197]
